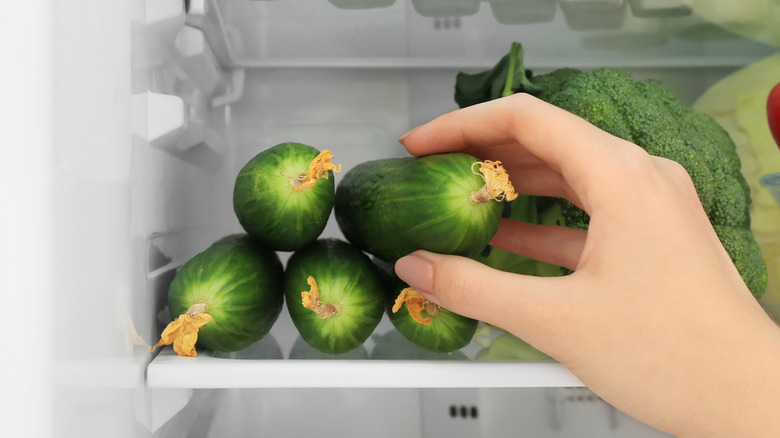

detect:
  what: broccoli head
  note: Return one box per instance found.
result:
[456,42,767,299]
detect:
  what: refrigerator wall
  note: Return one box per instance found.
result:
[2,2,55,438]
[6,0,777,437]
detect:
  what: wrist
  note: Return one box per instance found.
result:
[670,310,780,437]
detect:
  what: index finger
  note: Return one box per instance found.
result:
[400,93,647,212]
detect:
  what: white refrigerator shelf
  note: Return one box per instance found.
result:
[146,347,584,389]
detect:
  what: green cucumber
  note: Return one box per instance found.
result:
[334,153,509,262]
[213,334,284,360]
[284,238,385,355]
[167,234,284,352]
[370,330,469,360]
[233,142,340,252]
[289,336,370,360]
[475,333,551,361]
[374,258,479,353]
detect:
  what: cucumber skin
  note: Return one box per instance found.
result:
[167,234,284,352]
[334,153,503,262]
[284,239,385,355]
[233,142,335,252]
[374,258,478,353]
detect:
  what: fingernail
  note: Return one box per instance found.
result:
[394,252,435,296]
[398,126,418,146]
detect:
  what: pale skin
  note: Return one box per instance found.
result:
[394,93,780,437]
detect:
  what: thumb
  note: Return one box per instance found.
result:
[394,250,566,338]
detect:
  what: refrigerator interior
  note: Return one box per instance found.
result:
[17,0,777,437]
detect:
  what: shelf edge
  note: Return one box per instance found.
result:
[147,356,585,389]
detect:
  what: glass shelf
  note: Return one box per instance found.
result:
[147,314,584,389]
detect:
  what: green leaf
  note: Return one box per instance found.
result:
[454,42,542,109]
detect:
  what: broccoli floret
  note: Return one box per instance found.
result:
[533,67,747,227]
[455,42,768,299]
[714,225,768,297]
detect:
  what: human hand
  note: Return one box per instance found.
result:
[394,93,780,437]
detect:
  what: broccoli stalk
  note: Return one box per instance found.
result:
[458,42,768,299]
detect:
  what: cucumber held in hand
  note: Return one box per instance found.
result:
[335,153,516,262]
[375,258,478,353]
[233,142,341,251]
[284,238,385,355]
[153,234,284,356]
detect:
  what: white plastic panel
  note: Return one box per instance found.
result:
[132,91,186,148]
[148,386,672,437]
[559,0,627,30]
[1,2,55,438]
[200,0,774,69]
[145,0,183,23]
[481,388,674,437]
[155,388,424,438]
[628,0,691,18]
[488,0,558,25]
[45,1,150,438]
[175,26,224,95]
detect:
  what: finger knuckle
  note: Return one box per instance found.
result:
[659,158,693,185]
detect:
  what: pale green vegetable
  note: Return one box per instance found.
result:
[693,0,780,48]
[693,53,780,317]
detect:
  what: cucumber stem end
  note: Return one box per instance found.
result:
[149,301,213,357]
[282,149,342,192]
[301,276,340,319]
[470,160,519,204]
[392,287,438,326]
